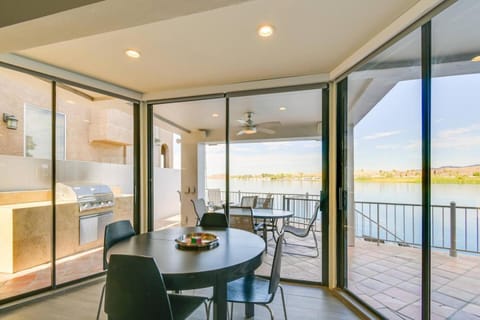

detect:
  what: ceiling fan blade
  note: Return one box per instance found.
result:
[236,119,248,125]
[256,121,281,127]
[237,130,246,136]
[257,127,275,134]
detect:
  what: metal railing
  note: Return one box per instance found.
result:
[355,201,480,255]
[210,190,322,232]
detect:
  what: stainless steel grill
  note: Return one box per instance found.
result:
[57,183,115,245]
[56,183,114,212]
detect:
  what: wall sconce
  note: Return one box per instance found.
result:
[3,113,18,130]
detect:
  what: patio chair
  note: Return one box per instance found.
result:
[200,212,229,228]
[240,195,258,208]
[255,194,274,209]
[191,198,208,226]
[229,206,265,239]
[105,254,209,320]
[228,206,256,232]
[283,201,320,258]
[207,188,223,209]
[96,220,136,320]
[227,233,287,320]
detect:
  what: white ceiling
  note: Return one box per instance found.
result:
[14,0,420,94]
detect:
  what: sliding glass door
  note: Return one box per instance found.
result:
[338,1,480,318]
[0,63,139,304]
[55,84,135,284]
[430,1,480,318]
[228,87,327,283]
[148,85,329,285]
[150,97,226,230]
[0,67,53,301]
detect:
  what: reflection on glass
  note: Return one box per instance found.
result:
[0,67,53,301]
[55,84,134,284]
[346,29,422,319]
[431,1,480,318]
[228,89,323,282]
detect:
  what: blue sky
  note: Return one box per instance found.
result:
[205,73,480,175]
[206,140,322,175]
[355,73,480,170]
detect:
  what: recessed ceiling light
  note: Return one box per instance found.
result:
[66,100,75,104]
[212,113,219,118]
[279,106,287,111]
[257,24,274,38]
[125,49,141,58]
[472,55,480,62]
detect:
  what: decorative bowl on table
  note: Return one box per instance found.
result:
[175,232,219,250]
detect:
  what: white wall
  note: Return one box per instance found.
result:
[153,167,181,220]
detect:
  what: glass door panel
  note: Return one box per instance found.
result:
[0,67,53,300]
[55,85,134,284]
[345,29,422,319]
[229,89,324,283]
[431,1,480,318]
[152,98,226,230]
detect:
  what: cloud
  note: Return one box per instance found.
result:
[375,144,399,150]
[437,124,480,139]
[362,130,401,140]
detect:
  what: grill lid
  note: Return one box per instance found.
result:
[56,183,114,212]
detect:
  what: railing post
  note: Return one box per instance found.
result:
[450,201,457,257]
[377,203,380,246]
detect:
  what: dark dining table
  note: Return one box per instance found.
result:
[108,226,265,320]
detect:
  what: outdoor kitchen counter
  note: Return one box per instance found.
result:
[0,194,133,273]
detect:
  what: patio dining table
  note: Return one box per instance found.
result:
[108,226,264,320]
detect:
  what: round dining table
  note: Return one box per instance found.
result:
[108,226,265,320]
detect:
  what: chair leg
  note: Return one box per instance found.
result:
[262,304,274,320]
[204,300,210,320]
[279,285,288,320]
[95,283,106,320]
[283,231,319,258]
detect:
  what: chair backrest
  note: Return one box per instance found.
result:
[269,232,285,295]
[200,212,228,228]
[105,254,173,320]
[103,220,135,270]
[240,195,258,208]
[191,198,208,224]
[256,196,274,209]
[306,201,321,231]
[228,206,255,232]
[207,188,222,205]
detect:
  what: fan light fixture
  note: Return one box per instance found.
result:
[125,49,141,58]
[472,55,480,62]
[257,24,274,37]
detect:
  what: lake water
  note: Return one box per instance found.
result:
[208,179,480,207]
[207,179,480,250]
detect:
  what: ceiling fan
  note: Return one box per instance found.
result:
[236,112,280,136]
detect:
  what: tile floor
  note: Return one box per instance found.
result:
[0,278,359,319]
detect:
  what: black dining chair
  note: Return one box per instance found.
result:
[96,220,136,320]
[105,254,209,320]
[200,212,229,228]
[227,232,287,320]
